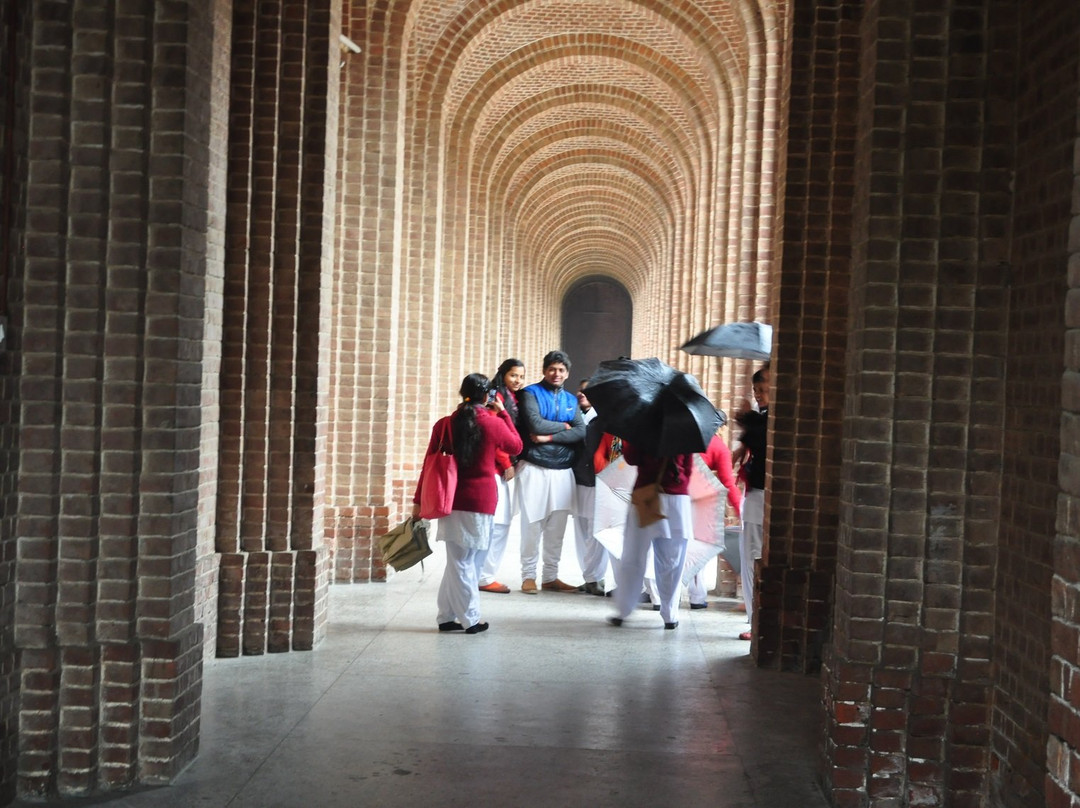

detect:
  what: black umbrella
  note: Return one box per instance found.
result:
[585,357,724,456]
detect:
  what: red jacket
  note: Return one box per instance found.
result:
[414,407,522,514]
[492,390,518,473]
[622,442,694,495]
[700,435,742,518]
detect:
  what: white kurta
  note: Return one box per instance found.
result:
[480,474,515,585]
[493,472,516,526]
[516,461,575,524]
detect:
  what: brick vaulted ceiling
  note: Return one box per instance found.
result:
[334,0,789,549]
[401,0,784,352]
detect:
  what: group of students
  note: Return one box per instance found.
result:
[412,350,768,637]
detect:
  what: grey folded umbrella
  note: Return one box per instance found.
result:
[680,322,772,360]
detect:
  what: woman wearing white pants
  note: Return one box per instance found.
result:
[478,358,526,594]
[608,444,694,629]
[414,373,522,633]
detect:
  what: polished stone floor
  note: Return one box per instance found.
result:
[17,534,830,808]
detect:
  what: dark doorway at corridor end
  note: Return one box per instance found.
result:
[561,276,633,384]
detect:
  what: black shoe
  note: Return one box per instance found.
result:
[438,621,464,632]
[665,621,679,630]
[652,604,661,611]
[690,603,708,610]
[583,581,605,596]
[464,621,489,634]
[605,588,615,598]
[607,616,623,627]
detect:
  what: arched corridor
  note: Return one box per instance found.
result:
[3,1,1080,806]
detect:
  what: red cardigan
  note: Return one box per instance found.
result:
[622,442,694,495]
[413,407,523,514]
[492,389,518,473]
[700,435,742,518]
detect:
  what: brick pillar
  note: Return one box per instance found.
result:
[822,1,1014,805]
[0,0,23,801]
[215,0,336,655]
[762,0,859,674]
[328,2,404,583]
[1023,3,1080,808]
[10,0,214,796]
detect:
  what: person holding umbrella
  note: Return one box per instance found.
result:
[607,442,695,630]
[413,373,522,634]
[515,350,587,593]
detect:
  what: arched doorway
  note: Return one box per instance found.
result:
[560,276,633,384]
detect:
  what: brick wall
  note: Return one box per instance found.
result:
[0,0,24,801]
[763,0,858,674]
[195,0,234,660]
[1025,1,1080,806]
[822,1,1018,804]
[6,1,217,796]
[214,0,336,655]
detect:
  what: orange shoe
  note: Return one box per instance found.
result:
[521,578,539,594]
[478,581,511,594]
[541,578,579,592]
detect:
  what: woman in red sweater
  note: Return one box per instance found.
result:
[413,373,522,634]
[478,358,526,594]
[608,443,695,630]
[687,433,743,609]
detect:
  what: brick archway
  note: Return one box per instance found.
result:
[560,276,633,382]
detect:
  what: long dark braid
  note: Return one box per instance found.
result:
[452,373,488,469]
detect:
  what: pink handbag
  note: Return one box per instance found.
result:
[418,419,458,520]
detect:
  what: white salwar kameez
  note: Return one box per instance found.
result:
[740,488,764,625]
[436,510,492,629]
[573,484,609,583]
[516,461,575,582]
[478,473,515,586]
[613,492,692,625]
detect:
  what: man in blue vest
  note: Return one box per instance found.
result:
[515,350,587,593]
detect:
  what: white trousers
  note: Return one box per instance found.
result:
[688,571,707,605]
[437,540,483,629]
[613,493,690,625]
[478,522,510,586]
[574,485,609,583]
[521,510,569,583]
[741,492,764,624]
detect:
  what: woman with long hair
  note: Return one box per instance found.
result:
[477,358,526,594]
[607,444,695,630]
[413,373,522,633]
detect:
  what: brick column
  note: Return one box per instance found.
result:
[0,0,23,800]
[10,0,215,796]
[1025,3,1080,807]
[762,0,859,674]
[328,2,405,583]
[215,0,335,655]
[822,1,1014,805]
